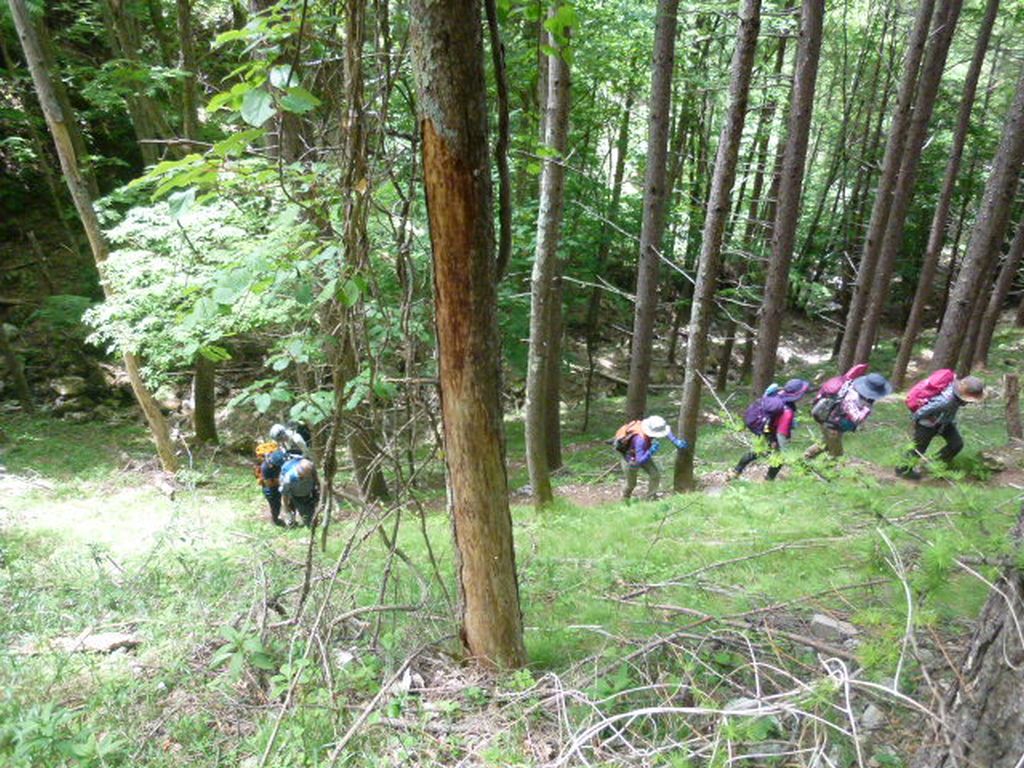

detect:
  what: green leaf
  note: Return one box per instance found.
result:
[251,652,277,671]
[167,187,196,220]
[269,64,295,89]
[200,345,232,363]
[340,279,361,307]
[280,86,321,114]
[254,393,272,413]
[212,128,265,157]
[241,87,276,126]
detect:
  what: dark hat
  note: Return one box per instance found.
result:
[779,378,810,402]
[851,373,893,401]
[955,376,985,402]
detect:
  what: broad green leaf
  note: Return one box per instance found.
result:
[340,279,361,307]
[254,393,272,413]
[280,86,321,114]
[212,128,265,157]
[269,64,295,89]
[167,187,196,220]
[241,87,275,126]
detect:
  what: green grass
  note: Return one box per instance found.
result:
[2,329,1023,765]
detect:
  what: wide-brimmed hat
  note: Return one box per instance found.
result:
[269,423,288,441]
[641,415,671,438]
[778,378,810,402]
[851,372,893,401]
[955,376,985,402]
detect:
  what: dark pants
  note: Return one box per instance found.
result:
[735,448,782,480]
[263,486,284,526]
[285,489,319,526]
[903,422,964,468]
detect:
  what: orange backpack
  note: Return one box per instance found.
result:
[612,420,646,454]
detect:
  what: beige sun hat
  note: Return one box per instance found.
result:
[955,376,985,402]
[641,415,671,438]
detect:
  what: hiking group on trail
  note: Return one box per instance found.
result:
[614,366,986,496]
[255,422,320,527]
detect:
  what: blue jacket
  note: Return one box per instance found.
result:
[913,384,963,429]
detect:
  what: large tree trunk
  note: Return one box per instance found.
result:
[975,215,1024,367]
[674,0,761,491]
[525,14,570,507]
[855,0,963,363]
[837,0,937,371]
[0,324,33,412]
[409,0,526,669]
[911,508,1024,767]
[932,64,1024,369]
[750,0,825,395]
[891,0,999,387]
[625,0,680,420]
[8,0,177,472]
[191,354,218,444]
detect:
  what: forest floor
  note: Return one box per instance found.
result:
[3,322,1024,766]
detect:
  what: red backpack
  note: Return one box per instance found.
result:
[906,369,955,412]
[816,363,870,402]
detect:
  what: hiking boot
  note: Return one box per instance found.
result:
[895,466,922,481]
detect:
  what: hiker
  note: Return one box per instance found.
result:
[257,443,290,526]
[896,372,984,480]
[613,415,688,501]
[269,422,309,457]
[281,455,320,526]
[807,367,892,458]
[730,378,810,480]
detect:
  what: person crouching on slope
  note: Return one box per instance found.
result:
[731,378,810,481]
[807,370,893,458]
[896,372,984,480]
[613,415,688,501]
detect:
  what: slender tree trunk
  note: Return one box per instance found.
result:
[176,0,200,144]
[1006,374,1023,440]
[674,0,761,491]
[892,0,999,387]
[837,0,937,370]
[409,0,527,669]
[958,253,1004,374]
[0,324,33,412]
[856,0,963,363]
[525,16,570,507]
[933,64,1024,369]
[751,0,825,395]
[146,0,173,66]
[8,0,177,472]
[975,215,1024,367]
[544,276,563,471]
[625,0,680,420]
[192,354,217,443]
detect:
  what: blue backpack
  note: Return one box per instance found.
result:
[743,395,785,435]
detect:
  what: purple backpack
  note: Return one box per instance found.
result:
[744,395,786,435]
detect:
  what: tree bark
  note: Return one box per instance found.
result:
[0,324,33,412]
[409,0,526,669]
[1006,374,1023,440]
[751,0,825,395]
[932,63,1024,369]
[8,0,178,472]
[837,0,937,371]
[856,0,964,364]
[625,0,680,420]
[892,0,999,387]
[525,15,570,507]
[192,354,218,444]
[911,508,1024,767]
[674,0,761,491]
[975,215,1024,367]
